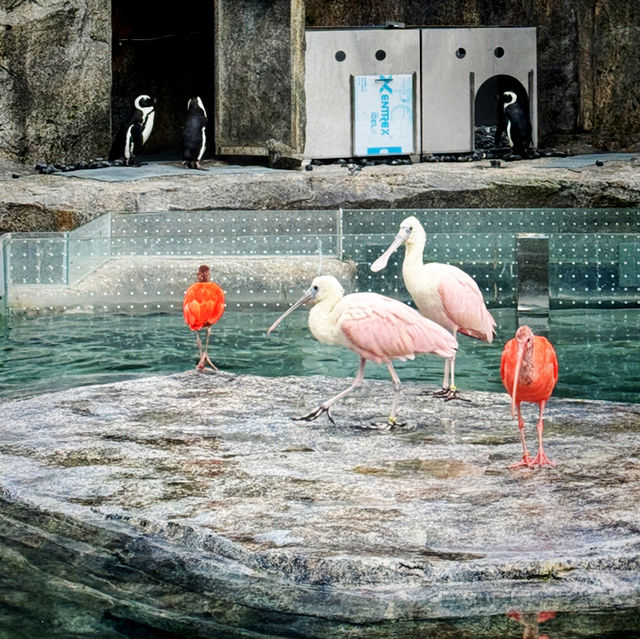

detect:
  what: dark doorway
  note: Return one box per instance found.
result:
[111,1,215,159]
[474,74,529,128]
[474,74,529,150]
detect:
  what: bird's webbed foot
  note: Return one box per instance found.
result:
[531,451,555,467]
[196,354,219,373]
[365,416,406,431]
[509,454,535,469]
[422,386,471,402]
[292,404,337,425]
[442,387,471,403]
[421,387,449,398]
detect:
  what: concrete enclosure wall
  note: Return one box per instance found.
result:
[306,0,640,151]
[214,0,305,157]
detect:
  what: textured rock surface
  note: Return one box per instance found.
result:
[0,373,639,637]
[1,156,639,234]
[0,0,111,163]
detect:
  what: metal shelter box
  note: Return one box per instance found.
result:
[304,26,537,159]
[304,28,421,159]
[421,27,537,154]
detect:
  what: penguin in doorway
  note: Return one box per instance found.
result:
[181,96,208,170]
[495,91,532,157]
[109,94,155,166]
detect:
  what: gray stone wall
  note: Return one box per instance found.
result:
[214,0,305,157]
[0,0,111,164]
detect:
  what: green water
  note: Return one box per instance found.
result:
[0,307,638,404]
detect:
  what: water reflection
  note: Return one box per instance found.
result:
[507,610,556,639]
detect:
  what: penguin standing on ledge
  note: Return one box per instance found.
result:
[181,96,208,170]
[495,91,532,157]
[109,94,155,166]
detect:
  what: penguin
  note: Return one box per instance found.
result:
[109,94,155,166]
[495,91,532,157]
[181,96,208,170]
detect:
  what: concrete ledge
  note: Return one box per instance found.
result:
[0,373,638,636]
[1,156,639,234]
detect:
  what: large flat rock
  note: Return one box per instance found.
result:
[0,372,639,637]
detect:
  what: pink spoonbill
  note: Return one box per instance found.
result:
[371,216,496,401]
[267,275,458,428]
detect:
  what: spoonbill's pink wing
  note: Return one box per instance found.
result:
[338,293,457,364]
[437,267,496,342]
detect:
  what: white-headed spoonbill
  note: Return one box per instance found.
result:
[267,275,458,428]
[371,216,496,401]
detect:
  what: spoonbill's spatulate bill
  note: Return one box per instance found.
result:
[267,275,458,427]
[500,325,558,468]
[371,216,496,401]
[183,265,225,372]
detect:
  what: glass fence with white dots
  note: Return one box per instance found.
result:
[0,209,638,315]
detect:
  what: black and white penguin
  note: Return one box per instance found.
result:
[495,91,532,157]
[109,94,155,166]
[181,96,207,170]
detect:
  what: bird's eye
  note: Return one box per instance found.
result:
[313,285,319,291]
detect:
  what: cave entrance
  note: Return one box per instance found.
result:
[111,0,215,159]
[474,74,529,149]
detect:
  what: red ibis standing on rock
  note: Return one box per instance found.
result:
[371,216,496,401]
[183,265,225,371]
[267,275,458,428]
[500,325,558,468]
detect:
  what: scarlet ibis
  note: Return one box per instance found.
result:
[183,265,225,371]
[500,325,558,468]
[267,275,458,427]
[371,216,496,401]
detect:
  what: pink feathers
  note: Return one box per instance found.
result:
[338,293,458,364]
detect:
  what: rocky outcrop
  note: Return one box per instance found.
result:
[0,156,639,234]
[0,373,639,636]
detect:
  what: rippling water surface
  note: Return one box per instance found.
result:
[0,308,638,403]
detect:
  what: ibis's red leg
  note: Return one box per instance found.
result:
[509,404,534,468]
[531,400,555,467]
[195,327,219,372]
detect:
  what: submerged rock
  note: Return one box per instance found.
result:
[0,373,639,637]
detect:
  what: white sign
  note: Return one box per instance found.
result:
[352,74,415,156]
